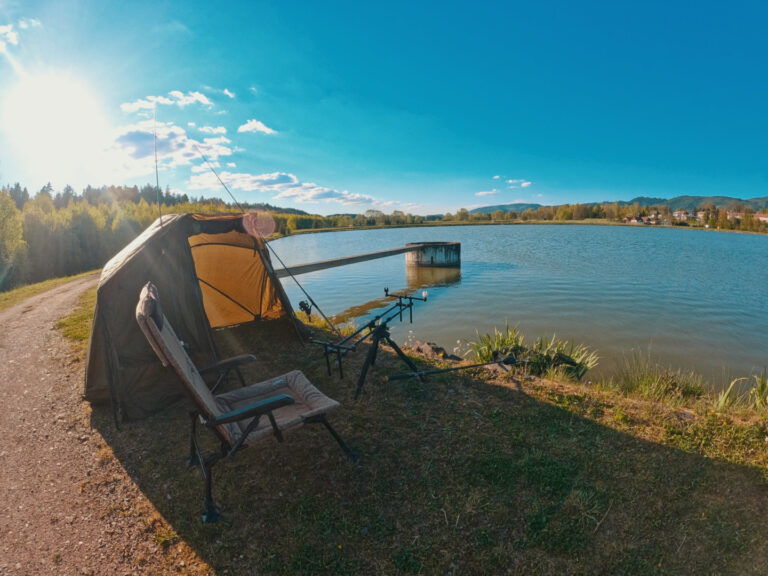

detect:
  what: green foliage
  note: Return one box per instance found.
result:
[612,351,704,403]
[714,377,745,411]
[467,322,526,362]
[748,372,768,411]
[468,323,598,381]
[0,188,27,291]
[55,286,98,348]
[0,182,435,293]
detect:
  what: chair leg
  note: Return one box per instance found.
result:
[235,367,247,387]
[187,412,201,468]
[201,455,222,523]
[310,415,359,462]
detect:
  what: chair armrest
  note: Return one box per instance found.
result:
[200,354,257,375]
[212,393,294,425]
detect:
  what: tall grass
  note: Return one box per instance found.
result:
[748,372,768,410]
[468,323,598,382]
[610,351,704,403]
[467,322,526,363]
[714,377,745,411]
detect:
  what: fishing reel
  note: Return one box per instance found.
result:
[298,300,313,320]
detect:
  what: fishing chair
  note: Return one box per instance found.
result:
[135,281,357,522]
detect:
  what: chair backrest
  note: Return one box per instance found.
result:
[135,282,236,444]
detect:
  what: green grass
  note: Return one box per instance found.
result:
[606,350,705,404]
[55,286,97,354]
[54,289,768,574]
[468,323,599,382]
[0,269,99,313]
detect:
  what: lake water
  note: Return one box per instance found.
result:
[271,225,768,387]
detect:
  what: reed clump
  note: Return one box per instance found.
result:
[609,351,704,404]
[468,323,599,382]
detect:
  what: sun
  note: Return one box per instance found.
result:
[1,72,111,188]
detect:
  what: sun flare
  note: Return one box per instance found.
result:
[1,72,111,187]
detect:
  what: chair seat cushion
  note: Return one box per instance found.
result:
[214,370,340,444]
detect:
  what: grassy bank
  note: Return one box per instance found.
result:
[57,289,768,574]
[0,269,99,313]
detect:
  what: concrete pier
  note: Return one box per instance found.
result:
[274,241,461,278]
[405,241,461,268]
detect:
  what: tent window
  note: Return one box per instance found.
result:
[189,232,285,328]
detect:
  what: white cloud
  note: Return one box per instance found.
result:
[0,24,19,51]
[188,170,378,206]
[223,88,235,99]
[199,125,227,134]
[111,120,233,174]
[249,86,259,95]
[191,162,220,173]
[492,175,500,180]
[121,90,213,114]
[238,119,276,134]
[227,162,236,168]
[17,18,42,29]
[187,121,196,127]
[507,178,532,189]
[475,189,498,197]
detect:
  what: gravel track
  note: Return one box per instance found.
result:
[0,276,205,575]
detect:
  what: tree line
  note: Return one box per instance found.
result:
[1,182,766,293]
[0,182,433,292]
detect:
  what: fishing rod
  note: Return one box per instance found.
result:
[153,107,164,229]
[193,143,341,337]
[386,354,519,382]
[309,288,430,397]
[310,289,428,377]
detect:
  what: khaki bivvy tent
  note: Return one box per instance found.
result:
[85,213,298,420]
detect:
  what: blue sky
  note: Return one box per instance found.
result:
[0,0,765,215]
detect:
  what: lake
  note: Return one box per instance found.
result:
[272,225,768,387]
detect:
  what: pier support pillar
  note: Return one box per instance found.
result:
[405,242,461,268]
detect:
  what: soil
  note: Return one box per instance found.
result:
[0,275,207,575]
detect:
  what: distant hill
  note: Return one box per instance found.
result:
[470,195,768,215]
[470,203,543,215]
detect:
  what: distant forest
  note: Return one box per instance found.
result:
[0,182,431,292]
[1,181,766,292]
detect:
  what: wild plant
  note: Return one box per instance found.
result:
[468,322,526,363]
[747,371,768,411]
[468,325,598,381]
[615,351,703,402]
[714,377,746,412]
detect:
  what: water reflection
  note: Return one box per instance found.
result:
[406,266,461,289]
[329,267,461,324]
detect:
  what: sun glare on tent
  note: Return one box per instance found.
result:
[243,211,277,238]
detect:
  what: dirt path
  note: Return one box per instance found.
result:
[0,276,205,576]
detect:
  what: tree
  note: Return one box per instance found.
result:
[8,182,29,210]
[53,185,75,209]
[0,189,27,290]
